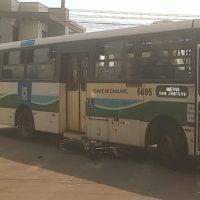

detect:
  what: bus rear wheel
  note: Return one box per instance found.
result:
[158,130,187,169]
[17,109,35,141]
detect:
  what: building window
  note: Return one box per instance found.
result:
[42,31,47,38]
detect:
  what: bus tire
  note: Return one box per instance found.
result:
[158,128,187,169]
[17,109,35,141]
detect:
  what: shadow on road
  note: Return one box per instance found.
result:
[0,127,199,200]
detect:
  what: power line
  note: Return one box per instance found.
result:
[70,8,200,18]
[74,21,143,26]
[70,14,192,21]
[69,9,200,32]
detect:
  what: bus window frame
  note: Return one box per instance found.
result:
[0,45,58,82]
[140,32,195,83]
[94,39,139,82]
[1,49,25,80]
[0,51,3,79]
[92,30,195,84]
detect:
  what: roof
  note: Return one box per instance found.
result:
[0,10,85,35]
[0,19,199,50]
[0,10,61,24]
[68,21,86,34]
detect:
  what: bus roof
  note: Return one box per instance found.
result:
[0,19,199,50]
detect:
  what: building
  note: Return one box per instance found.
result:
[0,0,85,43]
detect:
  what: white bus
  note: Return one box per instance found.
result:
[0,19,200,167]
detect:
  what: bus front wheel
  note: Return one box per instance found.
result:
[17,109,35,141]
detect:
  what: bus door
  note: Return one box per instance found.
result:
[66,53,88,132]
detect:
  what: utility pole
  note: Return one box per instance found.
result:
[61,0,65,8]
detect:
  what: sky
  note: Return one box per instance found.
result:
[19,0,200,32]
[19,0,200,15]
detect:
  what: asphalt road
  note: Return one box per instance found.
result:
[0,128,199,200]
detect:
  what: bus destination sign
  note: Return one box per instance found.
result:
[156,86,188,98]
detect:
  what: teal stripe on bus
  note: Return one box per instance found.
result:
[88,100,189,126]
[95,98,142,110]
[0,94,59,113]
[31,101,59,113]
[0,94,17,108]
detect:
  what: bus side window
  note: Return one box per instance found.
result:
[95,40,137,81]
[172,48,192,80]
[3,52,9,65]
[140,36,192,81]
[2,52,11,78]
[28,47,56,80]
[34,48,49,63]
[95,53,106,80]
[141,50,158,79]
[2,50,25,79]
[26,49,37,79]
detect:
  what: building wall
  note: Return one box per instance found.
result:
[19,2,48,12]
[10,0,20,11]
[49,8,69,21]
[65,26,70,35]
[0,0,19,11]
[0,0,84,43]
[48,23,69,37]
[37,22,48,38]
[0,18,16,43]
[18,20,48,40]
[0,0,11,11]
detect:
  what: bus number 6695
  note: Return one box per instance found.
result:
[137,88,152,96]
